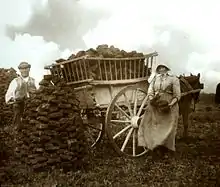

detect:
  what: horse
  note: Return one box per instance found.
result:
[178,73,204,137]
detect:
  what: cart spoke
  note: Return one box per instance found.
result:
[86,131,94,140]
[113,125,132,139]
[87,123,103,131]
[133,129,136,156]
[111,119,131,123]
[133,89,138,115]
[121,128,134,152]
[137,96,148,116]
[115,103,131,119]
[123,93,133,117]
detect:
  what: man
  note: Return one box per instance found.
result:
[5,62,37,129]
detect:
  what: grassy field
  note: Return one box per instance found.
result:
[1,94,220,186]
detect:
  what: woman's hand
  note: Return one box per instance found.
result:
[149,95,154,101]
[168,97,178,108]
[149,95,156,106]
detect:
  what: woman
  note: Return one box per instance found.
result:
[138,64,181,153]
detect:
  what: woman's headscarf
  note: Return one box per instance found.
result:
[155,64,170,73]
[148,63,171,84]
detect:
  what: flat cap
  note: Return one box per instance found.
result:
[18,62,31,69]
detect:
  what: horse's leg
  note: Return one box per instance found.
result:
[182,106,189,138]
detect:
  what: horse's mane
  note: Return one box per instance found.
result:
[179,73,199,84]
[178,73,201,93]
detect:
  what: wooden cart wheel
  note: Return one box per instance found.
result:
[87,121,104,148]
[82,112,105,148]
[105,84,149,157]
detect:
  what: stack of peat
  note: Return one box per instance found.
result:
[0,68,17,126]
[15,75,88,171]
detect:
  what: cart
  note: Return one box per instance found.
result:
[44,51,202,158]
[44,52,157,157]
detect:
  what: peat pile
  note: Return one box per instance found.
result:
[67,44,145,59]
[0,68,17,126]
[54,45,151,80]
[0,129,10,166]
[14,75,88,172]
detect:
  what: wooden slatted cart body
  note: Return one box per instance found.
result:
[45,52,157,109]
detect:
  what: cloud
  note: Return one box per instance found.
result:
[0,33,62,87]
[1,0,220,93]
[82,0,220,93]
[6,0,110,50]
[0,0,109,87]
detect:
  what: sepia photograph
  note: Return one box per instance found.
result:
[0,0,219,186]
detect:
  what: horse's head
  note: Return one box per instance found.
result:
[183,73,204,103]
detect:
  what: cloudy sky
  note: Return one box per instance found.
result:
[0,0,220,93]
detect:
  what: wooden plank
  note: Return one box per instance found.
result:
[70,62,76,81]
[134,59,136,78]
[143,57,148,77]
[144,51,158,58]
[98,59,102,80]
[79,59,84,80]
[83,58,88,79]
[120,60,122,80]
[104,60,108,80]
[150,56,153,69]
[63,65,69,81]
[73,85,93,91]
[66,79,93,85]
[75,61,80,81]
[125,60,127,79]
[146,58,149,77]
[109,60,113,80]
[54,56,146,66]
[138,59,141,78]
[114,60,117,80]
[129,60,132,79]
[66,64,72,82]
[87,59,91,79]
[181,89,202,97]
[90,77,148,85]
[87,56,146,60]
[57,65,61,78]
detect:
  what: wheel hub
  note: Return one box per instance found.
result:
[131,116,140,128]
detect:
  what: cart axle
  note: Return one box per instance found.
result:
[131,116,140,128]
